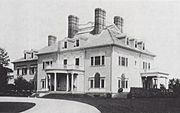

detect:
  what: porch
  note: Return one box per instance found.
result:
[43,68,84,93]
[141,72,169,89]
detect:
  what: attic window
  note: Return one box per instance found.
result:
[64,41,67,48]
[76,39,79,47]
[143,43,145,50]
[135,41,137,48]
[126,38,129,45]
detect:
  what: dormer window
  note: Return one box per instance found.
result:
[76,39,79,47]
[24,53,26,59]
[126,38,129,45]
[64,41,67,48]
[143,43,145,50]
[135,41,137,48]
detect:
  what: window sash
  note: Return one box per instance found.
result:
[75,58,79,66]
[95,56,100,65]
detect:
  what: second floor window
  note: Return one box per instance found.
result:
[91,56,105,66]
[43,61,52,69]
[22,67,27,75]
[64,41,67,48]
[64,59,67,65]
[75,58,79,66]
[76,40,79,47]
[95,56,101,65]
[119,56,128,67]
[17,69,20,75]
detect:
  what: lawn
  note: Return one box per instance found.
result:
[43,94,180,113]
[0,102,35,113]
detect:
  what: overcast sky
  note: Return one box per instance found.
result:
[0,0,180,78]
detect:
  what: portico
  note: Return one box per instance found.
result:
[44,68,84,93]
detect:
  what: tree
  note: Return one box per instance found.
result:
[169,78,180,97]
[0,48,10,66]
[0,48,10,92]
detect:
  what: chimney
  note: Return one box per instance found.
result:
[93,8,106,34]
[48,35,57,46]
[114,16,123,33]
[68,15,79,38]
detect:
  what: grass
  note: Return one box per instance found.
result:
[43,94,180,113]
[0,102,35,113]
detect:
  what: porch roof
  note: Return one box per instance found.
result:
[45,68,85,74]
[141,72,169,78]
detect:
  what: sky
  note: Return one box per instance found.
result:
[0,0,180,78]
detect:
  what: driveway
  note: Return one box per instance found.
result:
[0,97,100,113]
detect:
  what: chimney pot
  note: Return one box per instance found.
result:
[68,15,79,38]
[48,35,57,46]
[93,8,106,34]
[114,16,124,33]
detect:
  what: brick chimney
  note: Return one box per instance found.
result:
[48,35,57,46]
[93,8,106,34]
[68,15,79,38]
[114,16,123,33]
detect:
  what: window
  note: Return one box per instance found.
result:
[75,58,79,66]
[95,56,100,65]
[143,43,145,50]
[126,58,128,67]
[126,38,129,45]
[43,61,53,69]
[118,80,121,88]
[17,69,19,75]
[91,57,94,66]
[119,56,121,65]
[64,59,67,65]
[41,79,45,88]
[22,67,27,75]
[135,41,137,48]
[135,60,137,66]
[101,79,104,88]
[29,66,37,75]
[121,57,126,66]
[148,63,151,70]
[118,74,128,89]
[91,56,105,66]
[64,41,67,48]
[90,80,93,88]
[102,56,104,65]
[94,73,100,88]
[31,53,34,58]
[76,40,79,47]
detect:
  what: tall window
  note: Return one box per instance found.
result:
[102,56,104,65]
[75,58,79,66]
[94,73,100,88]
[76,40,79,47]
[91,57,94,66]
[126,38,129,45]
[118,74,128,89]
[121,57,126,66]
[135,41,137,48]
[17,69,20,75]
[101,79,104,88]
[90,80,93,88]
[41,79,45,88]
[95,56,100,65]
[64,41,67,48]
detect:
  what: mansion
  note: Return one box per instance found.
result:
[13,8,169,96]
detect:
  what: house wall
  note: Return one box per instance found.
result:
[13,60,37,81]
[111,46,154,93]
[84,46,112,93]
[37,53,57,91]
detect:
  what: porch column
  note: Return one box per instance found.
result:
[66,74,69,91]
[71,73,74,92]
[45,74,48,91]
[54,73,57,91]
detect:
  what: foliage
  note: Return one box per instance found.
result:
[14,77,34,92]
[0,48,10,92]
[169,78,180,96]
[0,48,10,66]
